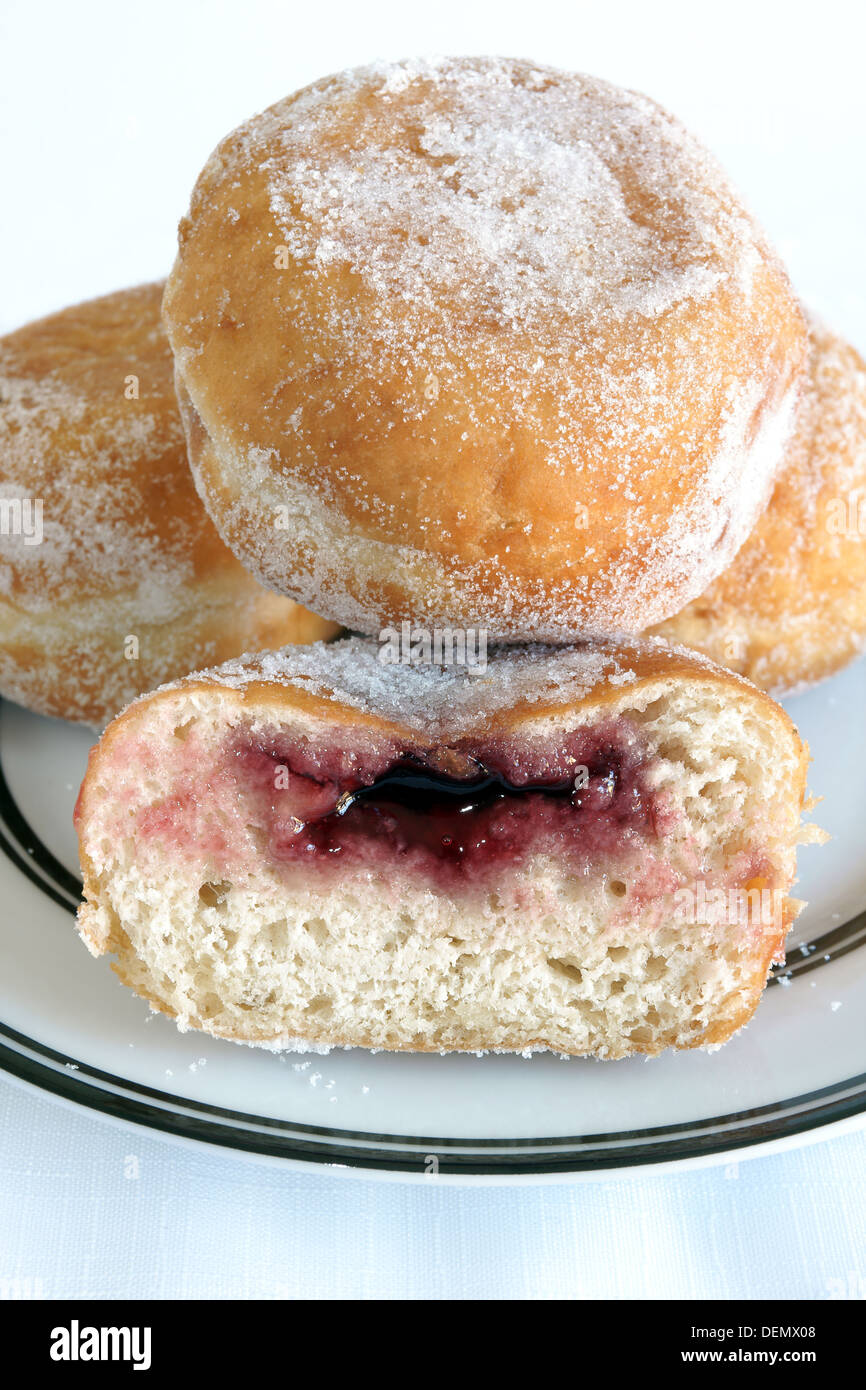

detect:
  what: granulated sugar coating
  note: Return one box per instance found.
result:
[164,57,808,639]
[272,60,731,328]
[0,284,195,612]
[149,632,746,740]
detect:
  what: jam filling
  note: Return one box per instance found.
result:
[231,727,665,884]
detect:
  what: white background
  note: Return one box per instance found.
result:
[2,0,865,346]
[1,0,865,1299]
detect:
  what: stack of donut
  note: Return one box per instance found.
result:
[52,57,864,1054]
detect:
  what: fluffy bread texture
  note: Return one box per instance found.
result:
[650,319,866,694]
[0,284,339,726]
[163,57,806,640]
[75,636,813,1059]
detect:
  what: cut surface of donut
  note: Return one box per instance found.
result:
[75,637,813,1058]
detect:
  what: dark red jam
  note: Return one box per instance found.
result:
[231,724,666,885]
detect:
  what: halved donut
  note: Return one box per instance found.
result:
[75,636,813,1057]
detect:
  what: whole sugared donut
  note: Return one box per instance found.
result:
[164,56,807,639]
[649,318,866,695]
[0,284,340,726]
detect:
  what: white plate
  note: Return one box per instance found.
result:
[1,658,865,1181]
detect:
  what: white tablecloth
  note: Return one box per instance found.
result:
[1,1073,863,1300]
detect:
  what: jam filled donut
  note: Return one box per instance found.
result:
[75,636,813,1058]
[650,320,866,695]
[164,56,806,640]
[0,284,340,726]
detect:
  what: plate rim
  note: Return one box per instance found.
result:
[3,1013,866,1177]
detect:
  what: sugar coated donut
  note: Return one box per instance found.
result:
[75,634,811,1057]
[0,283,340,726]
[164,56,807,640]
[650,319,866,694]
